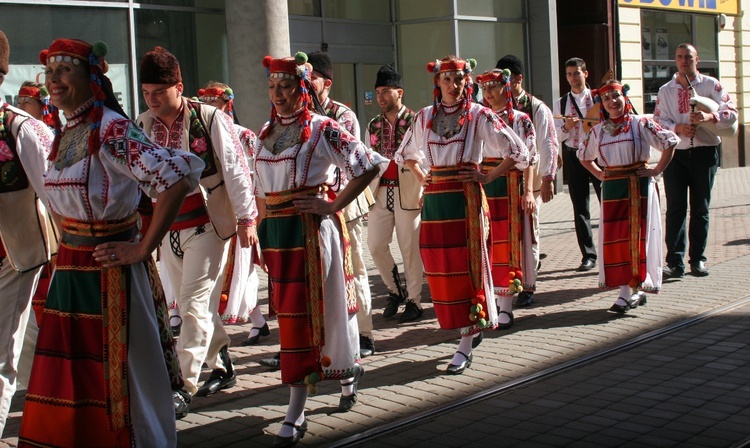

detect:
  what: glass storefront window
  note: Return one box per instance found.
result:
[135,8,228,115]
[0,4,131,114]
[456,0,525,19]
[397,21,452,110]
[288,0,321,17]
[641,9,718,113]
[396,0,452,21]
[323,0,390,21]
[458,21,526,74]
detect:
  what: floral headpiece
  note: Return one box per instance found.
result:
[476,69,514,121]
[259,52,314,143]
[426,56,477,130]
[39,38,109,160]
[591,81,632,122]
[198,86,235,117]
[18,85,56,128]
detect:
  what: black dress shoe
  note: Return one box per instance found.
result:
[173,389,191,419]
[471,331,483,349]
[577,258,596,271]
[359,335,375,358]
[608,297,630,314]
[259,352,281,370]
[241,322,271,346]
[497,310,514,330]
[690,261,709,277]
[195,346,236,396]
[338,364,365,412]
[446,351,472,375]
[382,292,403,319]
[399,300,424,323]
[663,265,685,278]
[272,419,308,447]
[516,291,533,307]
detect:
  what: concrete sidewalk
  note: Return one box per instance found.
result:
[2,167,749,447]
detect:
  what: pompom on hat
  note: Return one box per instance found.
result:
[39,38,110,160]
[139,46,182,85]
[374,65,403,89]
[425,56,477,130]
[476,69,514,121]
[259,52,314,143]
[0,30,9,76]
[198,84,235,116]
[18,84,56,128]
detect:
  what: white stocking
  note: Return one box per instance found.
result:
[279,385,307,437]
[498,295,514,324]
[450,331,474,365]
[247,306,266,338]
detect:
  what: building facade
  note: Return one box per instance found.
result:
[0,0,745,165]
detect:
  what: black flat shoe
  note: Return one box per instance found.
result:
[515,291,533,307]
[173,389,191,419]
[259,352,281,370]
[338,364,365,412]
[195,346,236,396]
[446,351,472,375]
[608,297,630,314]
[272,419,308,448]
[241,322,271,346]
[497,310,514,330]
[359,335,375,358]
[398,300,424,323]
[471,332,483,349]
[382,292,403,319]
[662,265,685,279]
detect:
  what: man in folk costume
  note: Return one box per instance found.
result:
[495,55,559,307]
[0,30,54,436]
[365,65,424,330]
[137,46,258,417]
[553,57,601,273]
[308,51,379,362]
[654,43,738,278]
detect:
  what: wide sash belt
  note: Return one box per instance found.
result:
[60,215,138,247]
[265,185,331,217]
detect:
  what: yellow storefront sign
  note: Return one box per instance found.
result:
[619,0,739,15]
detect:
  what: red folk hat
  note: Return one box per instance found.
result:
[259,52,314,144]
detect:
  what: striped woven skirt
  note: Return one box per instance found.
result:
[481,159,536,294]
[19,216,179,447]
[420,165,497,334]
[259,186,359,385]
[599,163,662,292]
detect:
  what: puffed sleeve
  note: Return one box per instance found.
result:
[101,118,204,197]
[210,110,257,220]
[636,116,680,152]
[578,124,600,161]
[477,107,529,169]
[708,79,738,132]
[319,119,386,178]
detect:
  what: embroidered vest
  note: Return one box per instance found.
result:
[137,99,239,240]
[367,108,414,158]
[0,106,30,193]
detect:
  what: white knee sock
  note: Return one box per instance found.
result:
[279,385,307,437]
[615,285,631,305]
[498,295,513,324]
[247,307,266,338]
[450,332,474,365]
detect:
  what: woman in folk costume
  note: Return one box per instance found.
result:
[396,56,528,375]
[579,80,677,313]
[18,38,202,447]
[476,69,537,330]
[254,53,384,447]
[197,82,267,345]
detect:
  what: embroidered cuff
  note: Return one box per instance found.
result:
[237,217,256,227]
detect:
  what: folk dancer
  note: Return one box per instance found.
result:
[476,68,536,330]
[137,47,257,416]
[579,81,677,313]
[255,53,383,446]
[19,37,201,447]
[365,65,424,327]
[496,55,559,306]
[0,31,54,437]
[396,56,528,375]
[308,51,379,362]
[197,82,267,346]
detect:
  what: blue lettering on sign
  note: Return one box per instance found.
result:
[621,0,719,10]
